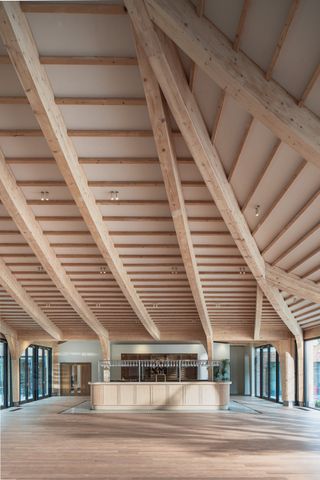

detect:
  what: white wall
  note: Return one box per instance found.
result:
[230,345,252,395]
[57,340,102,383]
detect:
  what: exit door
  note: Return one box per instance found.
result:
[60,363,91,396]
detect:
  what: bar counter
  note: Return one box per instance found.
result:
[89,381,231,411]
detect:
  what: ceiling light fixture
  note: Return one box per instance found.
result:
[255,205,260,217]
[100,266,107,274]
[41,191,49,202]
[239,267,246,275]
[171,266,178,275]
[110,190,119,201]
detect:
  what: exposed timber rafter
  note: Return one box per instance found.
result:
[0,151,107,339]
[143,0,320,170]
[125,0,302,338]
[134,32,213,340]
[266,265,320,305]
[0,1,160,340]
[0,258,63,340]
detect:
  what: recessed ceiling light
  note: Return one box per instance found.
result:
[99,266,107,274]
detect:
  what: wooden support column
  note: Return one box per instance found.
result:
[276,339,296,407]
[207,338,214,381]
[99,336,111,382]
[51,343,60,396]
[295,335,304,406]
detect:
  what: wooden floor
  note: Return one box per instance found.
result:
[1,396,320,479]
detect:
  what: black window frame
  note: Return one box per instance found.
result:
[255,344,282,403]
[19,345,52,404]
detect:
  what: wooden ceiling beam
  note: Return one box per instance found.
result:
[135,33,213,339]
[0,55,136,65]
[0,154,109,339]
[126,0,302,337]
[144,0,320,170]
[265,0,300,80]
[266,265,320,304]
[262,191,320,256]
[298,64,320,107]
[233,0,251,52]
[0,2,160,340]
[0,96,146,106]
[20,2,127,15]
[0,258,62,340]
[5,156,194,165]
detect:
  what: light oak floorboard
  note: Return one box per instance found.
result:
[1,396,320,479]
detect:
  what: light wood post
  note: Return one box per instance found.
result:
[99,336,111,382]
[207,338,214,381]
[52,343,60,396]
[295,335,304,406]
[276,339,296,407]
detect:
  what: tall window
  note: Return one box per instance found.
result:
[0,339,11,409]
[255,345,281,403]
[19,345,52,404]
[305,338,320,409]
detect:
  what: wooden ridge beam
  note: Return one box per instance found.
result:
[0,2,159,340]
[0,258,62,340]
[125,0,302,337]
[135,33,213,339]
[144,0,320,170]
[266,265,320,305]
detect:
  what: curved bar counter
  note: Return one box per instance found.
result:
[90,381,231,411]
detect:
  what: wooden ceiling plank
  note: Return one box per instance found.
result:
[0,2,160,340]
[252,162,307,236]
[188,0,205,91]
[262,190,320,256]
[143,0,320,170]
[242,140,282,212]
[287,247,320,273]
[125,0,302,337]
[135,33,213,339]
[0,258,62,340]
[0,152,110,339]
[265,0,300,80]
[271,223,320,266]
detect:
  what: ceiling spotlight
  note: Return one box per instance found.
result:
[239,267,246,275]
[171,266,178,275]
[95,303,101,308]
[100,266,107,274]
[45,303,51,308]
[110,190,119,201]
[37,265,44,272]
[152,303,159,309]
[215,303,221,309]
[255,205,260,217]
[41,191,49,202]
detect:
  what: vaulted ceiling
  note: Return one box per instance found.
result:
[0,0,319,345]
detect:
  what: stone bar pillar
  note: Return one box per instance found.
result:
[99,336,111,382]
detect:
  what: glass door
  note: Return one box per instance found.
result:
[0,340,11,409]
[255,345,281,403]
